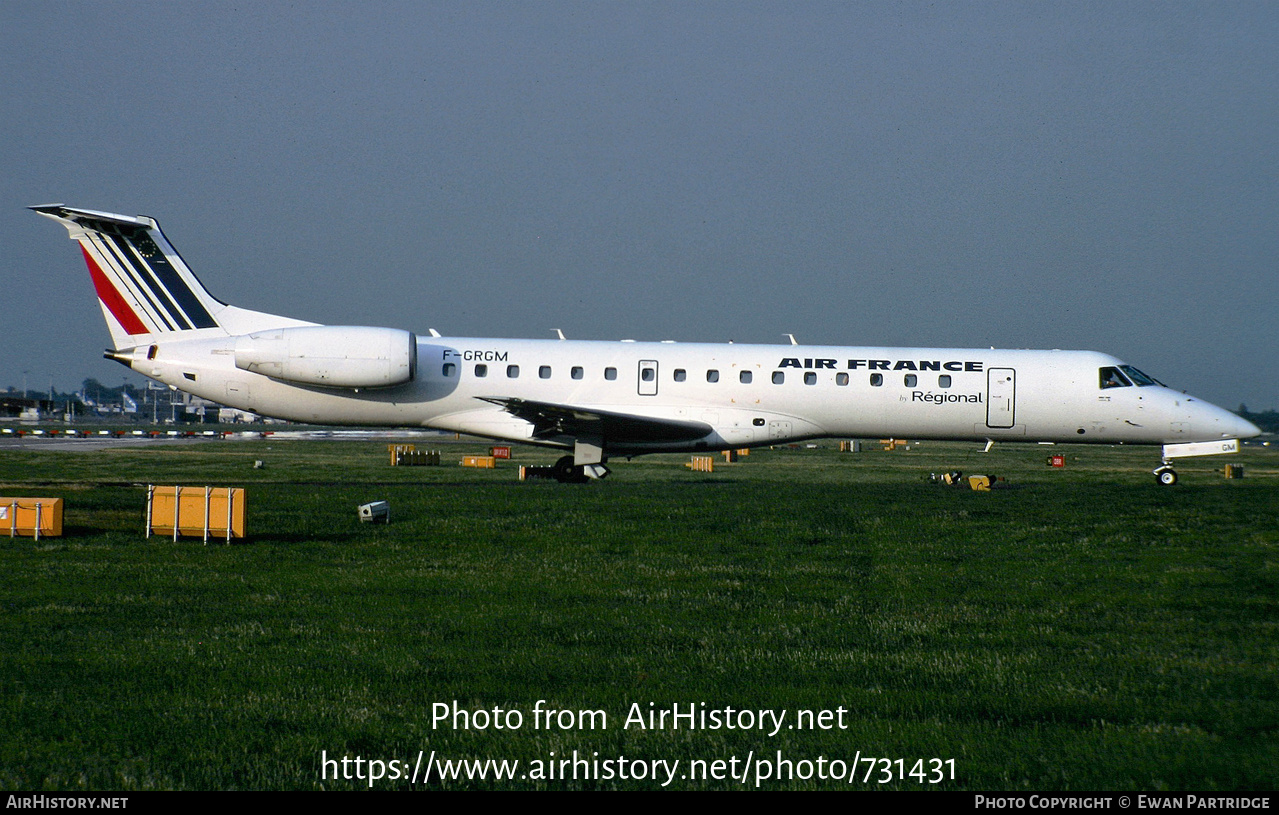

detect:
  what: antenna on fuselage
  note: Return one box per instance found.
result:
[784,334,798,346]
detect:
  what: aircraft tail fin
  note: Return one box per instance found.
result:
[31,205,313,350]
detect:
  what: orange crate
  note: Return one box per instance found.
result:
[147,486,245,542]
[1,497,64,538]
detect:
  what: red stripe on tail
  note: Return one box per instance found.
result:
[81,244,148,335]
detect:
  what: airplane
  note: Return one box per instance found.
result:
[32,204,1261,484]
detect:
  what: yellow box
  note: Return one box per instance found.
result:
[389,443,417,465]
[1,497,64,538]
[686,455,715,472]
[395,449,440,466]
[461,455,497,469]
[968,475,991,492]
[147,486,245,542]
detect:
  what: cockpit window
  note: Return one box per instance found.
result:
[1099,367,1132,389]
[1119,365,1162,387]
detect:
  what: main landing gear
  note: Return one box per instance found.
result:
[552,455,610,484]
[1153,464,1178,486]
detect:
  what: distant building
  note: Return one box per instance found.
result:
[218,407,262,423]
[0,397,54,421]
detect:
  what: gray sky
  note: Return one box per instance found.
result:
[3,2,1275,410]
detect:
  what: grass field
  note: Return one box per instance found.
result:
[0,435,1275,790]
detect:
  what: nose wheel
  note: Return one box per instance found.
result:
[1153,465,1178,486]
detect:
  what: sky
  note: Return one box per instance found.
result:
[2,2,1275,411]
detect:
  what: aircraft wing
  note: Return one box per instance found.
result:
[477,397,713,444]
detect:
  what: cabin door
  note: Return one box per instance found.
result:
[986,368,1015,428]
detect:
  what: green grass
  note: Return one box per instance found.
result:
[0,437,1275,789]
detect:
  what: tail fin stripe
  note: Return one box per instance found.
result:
[78,214,218,331]
[103,232,194,331]
[127,230,219,329]
[80,245,149,336]
[35,205,269,345]
[89,219,196,330]
[85,232,179,333]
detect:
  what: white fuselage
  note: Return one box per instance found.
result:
[33,204,1258,472]
[129,333,1254,456]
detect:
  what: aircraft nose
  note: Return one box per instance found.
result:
[1199,401,1262,439]
[1234,414,1263,439]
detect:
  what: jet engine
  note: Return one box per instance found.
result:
[233,326,417,388]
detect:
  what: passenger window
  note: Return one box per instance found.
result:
[904,374,917,387]
[939,375,951,388]
[836,372,849,386]
[772,371,785,385]
[870,373,883,387]
[740,370,753,384]
[707,370,720,383]
[605,367,617,381]
[804,372,816,385]
[571,366,584,380]
[674,369,686,382]
[475,364,487,378]
[641,368,655,382]
[442,363,456,377]
[507,365,519,378]
[539,365,551,379]
[1100,367,1132,389]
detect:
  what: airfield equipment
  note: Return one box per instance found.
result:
[146,485,245,543]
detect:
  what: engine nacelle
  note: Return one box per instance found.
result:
[234,326,417,388]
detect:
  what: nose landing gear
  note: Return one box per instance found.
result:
[1153,464,1178,486]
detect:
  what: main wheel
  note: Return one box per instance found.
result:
[1155,468,1178,486]
[553,455,589,484]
